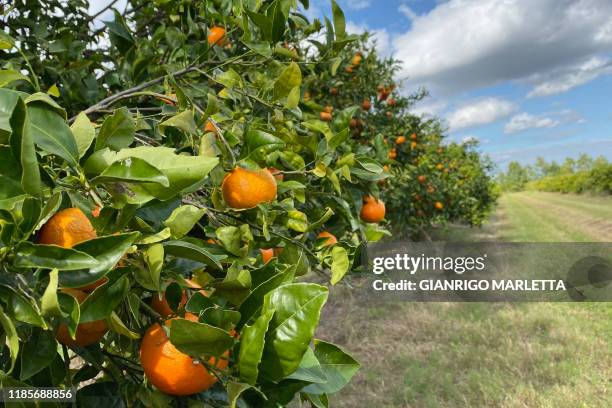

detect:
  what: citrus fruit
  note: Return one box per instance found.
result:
[222,167,277,209]
[208,26,226,46]
[151,289,188,317]
[317,231,337,246]
[38,207,97,248]
[140,313,228,396]
[56,288,107,347]
[360,195,386,223]
[320,111,332,121]
[396,135,406,145]
[361,99,371,111]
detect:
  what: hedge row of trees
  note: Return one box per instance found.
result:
[498,154,612,194]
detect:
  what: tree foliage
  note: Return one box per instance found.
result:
[0,0,496,405]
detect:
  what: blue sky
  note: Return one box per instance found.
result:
[89,0,612,170]
[301,0,612,170]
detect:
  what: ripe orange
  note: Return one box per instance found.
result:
[204,120,216,133]
[410,141,417,149]
[222,167,277,209]
[387,98,396,106]
[388,148,397,159]
[411,133,417,141]
[361,99,371,111]
[260,248,283,264]
[140,313,229,396]
[427,185,436,194]
[151,289,188,317]
[360,195,386,223]
[320,111,332,121]
[345,66,353,74]
[56,289,107,347]
[208,26,226,46]
[323,105,333,113]
[303,91,311,101]
[417,175,426,184]
[435,202,444,210]
[383,165,390,172]
[38,207,97,248]
[91,206,101,218]
[351,53,363,66]
[317,231,337,246]
[396,135,406,145]
[330,87,338,95]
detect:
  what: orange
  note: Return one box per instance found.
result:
[410,141,417,149]
[351,53,363,66]
[38,207,97,248]
[140,313,229,396]
[330,87,338,95]
[317,231,337,246]
[417,175,426,184]
[410,133,417,141]
[427,185,436,194]
[436,163,444,170]
[435,202,444,210]
[303,91,311,101]
[260,248,283,264]
[388,148,397,159]
[222,167,277,209]
[345,66,353,74]
[396,135,406,145]
[386,111,392,118]
[360,195,385,223]
[204,120,216,133]
[151,289,188,317]
[387,98,396,106]
[208,26,226,46]
[361,99,371,111]
[320,111,332,121]
[323,105,333,113]
[91,206,101,218]
[56,289,107,347]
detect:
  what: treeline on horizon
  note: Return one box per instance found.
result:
[497,154,612,194]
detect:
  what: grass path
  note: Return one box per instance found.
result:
[318,192,612,407]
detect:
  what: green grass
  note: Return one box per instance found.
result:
[318,192,612,407]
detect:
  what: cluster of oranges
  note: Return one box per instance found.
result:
[344,51,363,74]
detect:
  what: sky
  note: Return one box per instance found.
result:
[88,0,612,170]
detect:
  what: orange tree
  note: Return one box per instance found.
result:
[307,34,497,238]
[0,0,392,406]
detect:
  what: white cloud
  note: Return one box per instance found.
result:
[410,99,447,116]
[345,0,372,10]
[504,113,559,134]
[392,0,612,94]
[398,4,418,21]
[446,98,517,130]
[527,56,612,97]
[346,22,392,57]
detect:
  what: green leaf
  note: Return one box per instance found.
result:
[9,98,41,196]
[106,311,140,339]
[0,70,30,88]
[211,268,252,306]
[216,224,252,257]
[70,112,95,158]
[260,283,329,382]
[84,146,218,201]
[303,340,360,395]
[286,347,327,383]
[330,246,349,285]
[95,107,135,151]
[24,93,65,117]
[164,240,224,270]
[143,244,163,294]
[0,285,46,328]
[163,205,205,239]
[41,269,61,317]
[92,157,170,187]
[80,276,130,322]
[159,110,197,135]
[60,232,140,288]
[0,305,19,373]
[330,0,346,39]
[286,210,308,232]
[239,309,274,384]
[216,69,244,89]
[18,196,41,237]
[268,0,287,42]
[169,319,234,357]
[34,192,62,232]
[19,329,57,380]
[14,243,98,270]
[244,129,285,156]
[185,291,215,314]
[227,382,260,408]
[0,31,15,49]
[27,103,79,167]
[273,62,302,100]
